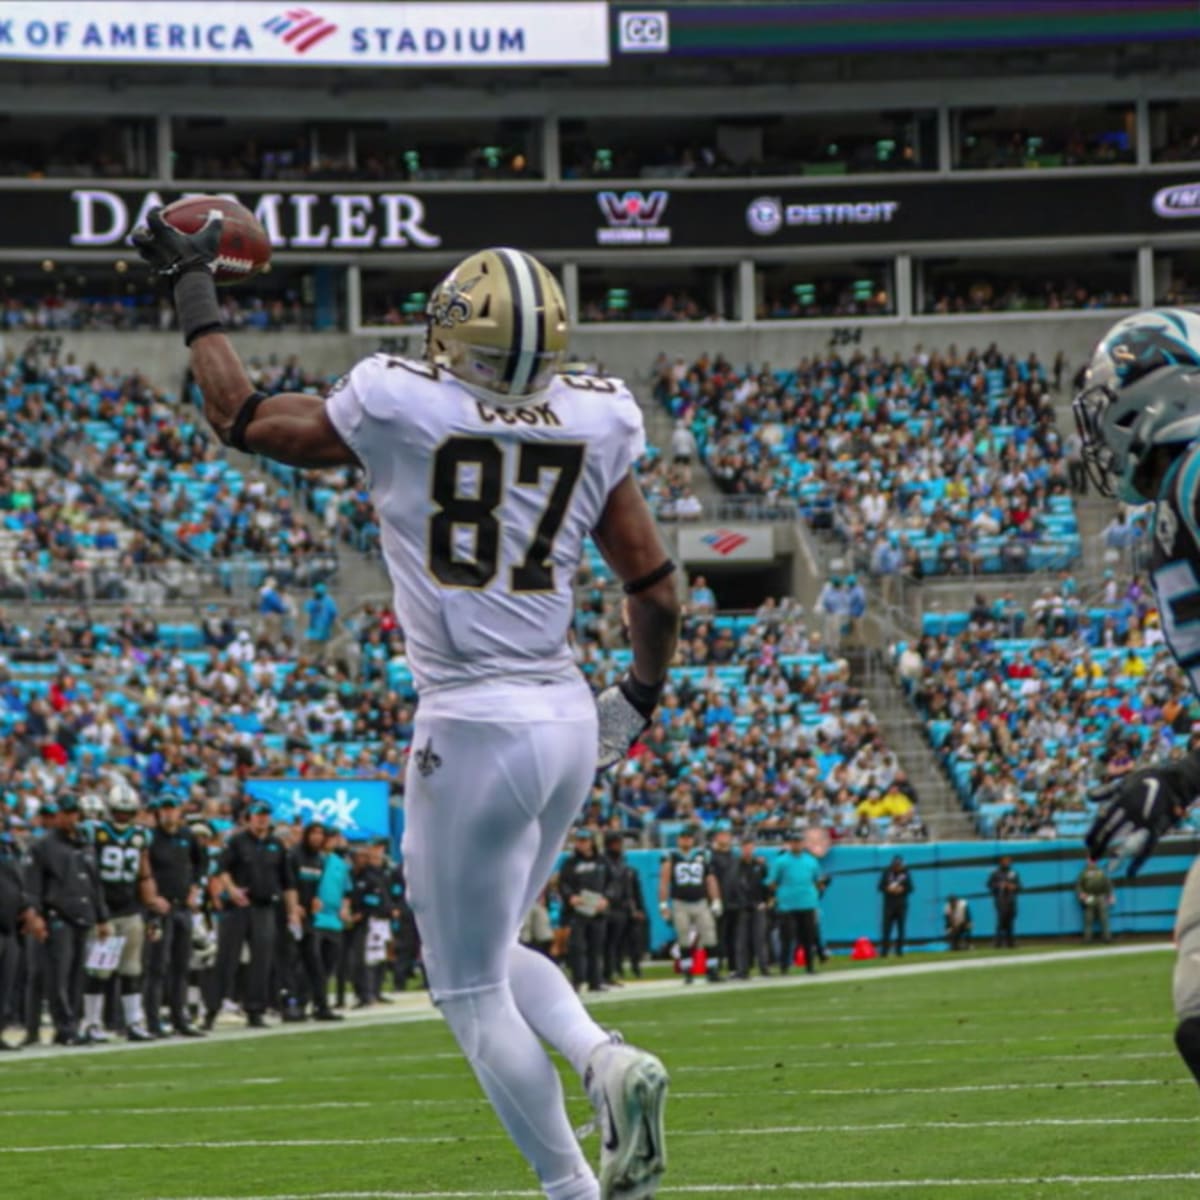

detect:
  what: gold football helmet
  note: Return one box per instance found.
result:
[425,247,568,405]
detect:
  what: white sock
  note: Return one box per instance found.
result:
[122,992,144,1027]
[83,993,103,1030]
[439,982,597,1196]
[509,944,611,1077]
[187,986,200,1009]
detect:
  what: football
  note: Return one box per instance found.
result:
[161,195,271,287]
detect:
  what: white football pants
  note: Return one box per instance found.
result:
[403,676,609,1200]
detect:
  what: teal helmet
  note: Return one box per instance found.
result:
[1074,308,1200,503]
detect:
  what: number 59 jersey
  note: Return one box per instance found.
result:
[325,355,646,695]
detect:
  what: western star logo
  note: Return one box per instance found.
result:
[701,529,749,556]
[262,7,338,54]
[596,190,671,246]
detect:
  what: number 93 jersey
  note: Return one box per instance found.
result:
[326,355,646,694]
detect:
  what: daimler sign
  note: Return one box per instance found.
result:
[0,172,1195,257]
[71,188,442,249]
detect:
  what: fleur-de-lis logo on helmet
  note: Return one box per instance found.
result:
[428,273,483,329]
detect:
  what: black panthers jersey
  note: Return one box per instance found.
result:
[92,820,150,917]
[668,848,712,903]
[1149,444,1200,698]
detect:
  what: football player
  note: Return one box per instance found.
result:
[1074,308,1200,1088]
[134,214,678,1200]
[83,782,168,1041]
[658,825,722,984]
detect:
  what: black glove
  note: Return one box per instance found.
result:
[1085,757,1199,875]
[596,672,662,771]
[131,207,223,345]
[131,206,221,279]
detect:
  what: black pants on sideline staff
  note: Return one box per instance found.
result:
[568,914,605,991]
[314,928,343,1007]
[0,930,18,1029]
[603,911,629,983]
[145,909,193,1032]
[215,904,276,1017]
[778,909,818,975]
[46,919,89,1039]
[881,901,908,957]
[24,934,46,1041]
[734,907,769,976]
[994,906,1017,948]
[291,928,329,1014]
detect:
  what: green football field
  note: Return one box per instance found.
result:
[2,945,1197,1200]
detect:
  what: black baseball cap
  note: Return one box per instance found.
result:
[58,795,80,814]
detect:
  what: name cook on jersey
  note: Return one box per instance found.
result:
[71,189,442,250]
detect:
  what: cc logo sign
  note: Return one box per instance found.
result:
[618,11,670,52]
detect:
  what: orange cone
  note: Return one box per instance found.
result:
[850,937,877,960]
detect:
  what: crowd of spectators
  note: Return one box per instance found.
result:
[576,580,925,845]
[1,349,337,595]
[956,128,1134,170]
[653,344,1080,578]
[580,290,717,324]
[174,143,537,184]
[759,285,892,321]
[925,277,1134,315]
[563,137,924,180]
[895,574,1200,839]
[1,292,317,334]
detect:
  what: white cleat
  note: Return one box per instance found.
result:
[83,1024,110,1044]
[583,1040,669,1200]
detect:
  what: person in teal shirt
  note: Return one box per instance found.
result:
[768,831,822,975]
[312,831,352,1012]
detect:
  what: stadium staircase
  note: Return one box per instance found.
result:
[860,662,979,840]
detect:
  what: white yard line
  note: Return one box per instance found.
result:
[155,1174,1200,1198]
[5,1114,1195,1137]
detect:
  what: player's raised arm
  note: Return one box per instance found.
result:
[592,471,681,769]
[131,207,357,469]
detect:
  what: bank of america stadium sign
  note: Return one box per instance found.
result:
[0,1,609,67]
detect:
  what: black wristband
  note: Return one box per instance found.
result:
[173,268,222,347]
[620,671,663,719]
[229,391,269,454]
[623,559,676,595]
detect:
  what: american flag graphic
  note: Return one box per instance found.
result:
[701,529,749,556]
[262,7,339,54]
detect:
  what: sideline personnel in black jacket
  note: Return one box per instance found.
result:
[0,831,37,1047]
[559,829,610,993]
[144,793,207,1037]
[208,801,301,1028]
[879,855,914,957]
[25,797,109,1045]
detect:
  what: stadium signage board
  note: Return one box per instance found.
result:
[0,2,610,67]
[9,173,1200,256]
[243,778,390,839]
[679,525,774,564]
[612,1,1200,58]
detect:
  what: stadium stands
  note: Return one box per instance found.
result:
[894,577,1200,839]
[653,345,1081,576]
[3,355,337,595]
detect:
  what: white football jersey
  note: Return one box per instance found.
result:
[325,355,646,694]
